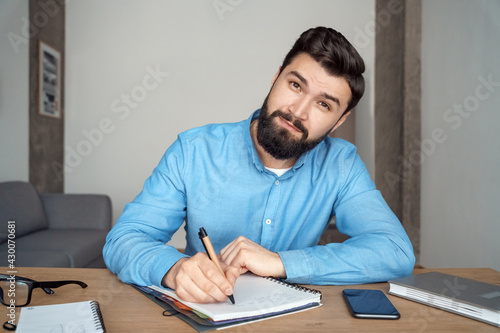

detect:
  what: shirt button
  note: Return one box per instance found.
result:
[275,180,280,185]
[265,219,272,225]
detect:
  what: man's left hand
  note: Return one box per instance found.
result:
[219,236,287,278]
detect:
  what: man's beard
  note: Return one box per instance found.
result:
[256,94,334,160]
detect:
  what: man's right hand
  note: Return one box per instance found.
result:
[161,252,239,303]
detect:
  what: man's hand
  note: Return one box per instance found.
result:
[219,236,287,278]
[162,253,239,303]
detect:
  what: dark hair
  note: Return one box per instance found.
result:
[280,27,365,113]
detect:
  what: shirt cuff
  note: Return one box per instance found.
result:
[278,248,313,284]
[150,248,189,287]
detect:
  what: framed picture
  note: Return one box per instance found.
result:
[39,41,61,118]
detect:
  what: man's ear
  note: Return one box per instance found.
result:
[271,66,282,86]
[330,111,351,133]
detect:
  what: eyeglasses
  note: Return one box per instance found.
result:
[0,274,87,307]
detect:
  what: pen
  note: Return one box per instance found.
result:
[198,227,235,304]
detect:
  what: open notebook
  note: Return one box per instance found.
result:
[147,272,322,323]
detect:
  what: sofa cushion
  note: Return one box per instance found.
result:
[0,181,48,241]
[0,249,72,267]
[41,193,112,230]
[0,229,108,268]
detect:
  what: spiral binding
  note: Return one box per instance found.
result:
[90,301,107,332]
[264,276,323,300]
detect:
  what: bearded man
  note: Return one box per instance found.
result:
[104,27,415,304]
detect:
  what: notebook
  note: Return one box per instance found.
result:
[15,300,106,333]
[389,271,500,327]
[147,272,322,323]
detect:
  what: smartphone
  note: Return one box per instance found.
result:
[342,289,400,319]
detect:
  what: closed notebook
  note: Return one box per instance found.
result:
[15,300,106,333]
[148,272,322,322]
[389,271,500,327]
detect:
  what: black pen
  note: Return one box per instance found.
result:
[198,227,235,304]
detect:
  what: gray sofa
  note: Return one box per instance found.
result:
[0,181,111,268]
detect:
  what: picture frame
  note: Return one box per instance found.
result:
[38,41,61,118]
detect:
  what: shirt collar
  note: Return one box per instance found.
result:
[243,109,308,177]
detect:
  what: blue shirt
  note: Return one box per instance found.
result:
[103,110,415,287]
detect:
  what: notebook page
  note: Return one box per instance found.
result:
[149,272,321,321]
[16,300,104,333]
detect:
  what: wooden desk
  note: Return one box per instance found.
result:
[1,267,499,332]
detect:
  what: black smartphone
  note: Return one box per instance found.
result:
[342,289,400,319]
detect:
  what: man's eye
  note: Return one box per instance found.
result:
[319,101,330,110]
[291,81,301,90]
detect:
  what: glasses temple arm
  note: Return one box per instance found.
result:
[36,280,88,292]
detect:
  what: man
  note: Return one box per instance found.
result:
[103,27,415,304]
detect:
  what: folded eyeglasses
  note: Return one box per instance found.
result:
[0,274,87,307]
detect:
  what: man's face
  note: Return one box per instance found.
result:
[257,53,352,160]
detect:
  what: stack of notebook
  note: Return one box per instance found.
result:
[389,271,500,327]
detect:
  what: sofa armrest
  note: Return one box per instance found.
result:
[40,193,112,230]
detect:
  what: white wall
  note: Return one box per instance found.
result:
[65,0,376,248]
[421,0,500,270]
[0,1,29,182]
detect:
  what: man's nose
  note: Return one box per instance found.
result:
[288,96,309,120]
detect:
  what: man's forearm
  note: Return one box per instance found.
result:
[279,234,415,285]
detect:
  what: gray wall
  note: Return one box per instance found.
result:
[1,1,64,193]
[0,1,29,182]
[420,0,500,270]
